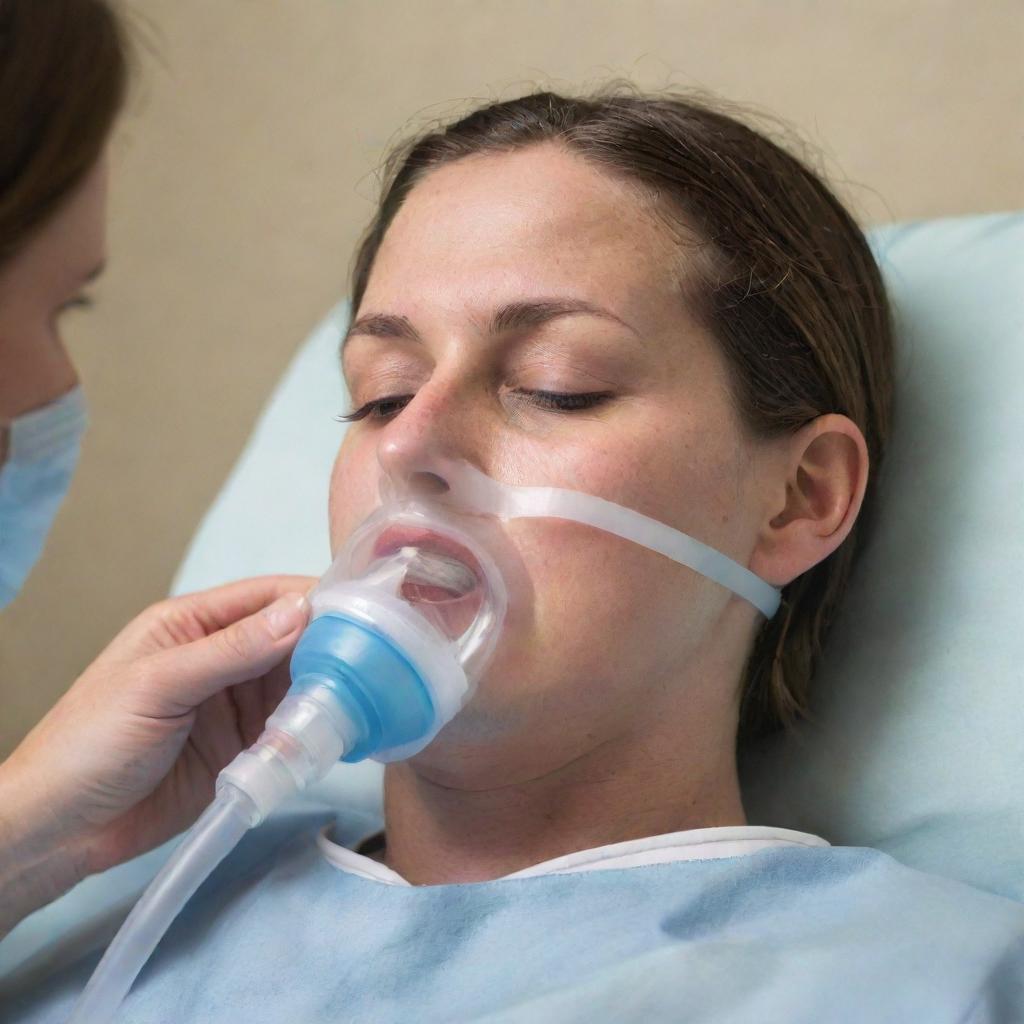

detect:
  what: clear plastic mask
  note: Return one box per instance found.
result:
[292,494,509,762]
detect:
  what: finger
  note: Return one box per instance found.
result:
[171,575,318,636]
[143,592,310,715]
[114,575,319,655]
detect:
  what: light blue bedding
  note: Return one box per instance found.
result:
[6,814,1024,1023]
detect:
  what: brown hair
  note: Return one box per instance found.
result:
[349,88,895,744]
[0,0,130,266]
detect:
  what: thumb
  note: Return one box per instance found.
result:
[145,593,310,713]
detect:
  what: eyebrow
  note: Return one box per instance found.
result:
[341,298,639,353]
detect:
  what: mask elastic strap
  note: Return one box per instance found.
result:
[437,462,782,619]
[506,486,780,619]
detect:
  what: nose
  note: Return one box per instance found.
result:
[375,379,477,502]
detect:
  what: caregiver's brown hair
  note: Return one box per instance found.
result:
[0,0,130,266]
[349,88,895,744]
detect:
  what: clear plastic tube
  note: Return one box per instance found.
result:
[67,783,257,1023]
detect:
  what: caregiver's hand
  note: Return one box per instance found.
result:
[0,575,315,939]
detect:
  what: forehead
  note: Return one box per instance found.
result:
[363,144,683,318]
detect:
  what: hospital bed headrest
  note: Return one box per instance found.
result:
[172,211,1024,901]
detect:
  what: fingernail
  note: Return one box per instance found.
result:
[263,593,309,640]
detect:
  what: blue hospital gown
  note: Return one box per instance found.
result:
[6,809,1024,1023]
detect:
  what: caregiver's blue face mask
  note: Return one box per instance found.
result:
[0,386,87,608]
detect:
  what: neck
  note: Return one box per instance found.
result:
[377,715,746,886]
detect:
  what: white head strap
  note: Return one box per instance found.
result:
[416,460,781,619]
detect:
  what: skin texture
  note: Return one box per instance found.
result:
[335,143,869,884]
[0,155,109,465]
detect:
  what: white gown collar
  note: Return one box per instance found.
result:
[316,824,830,887]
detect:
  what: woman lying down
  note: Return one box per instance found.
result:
[15,88,1024,1023]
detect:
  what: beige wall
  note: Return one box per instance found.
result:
[2,0,1022,755]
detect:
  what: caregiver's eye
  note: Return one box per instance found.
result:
[56,293,95,316]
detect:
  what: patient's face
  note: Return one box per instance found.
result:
[332,144,765,779]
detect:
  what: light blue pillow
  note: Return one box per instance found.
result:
[5,212,1020,984]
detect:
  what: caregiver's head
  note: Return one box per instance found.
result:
[0,0,128,607]
[332,90,893,795]
[0,0,128,457]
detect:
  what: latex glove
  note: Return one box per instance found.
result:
[0,575,314,937]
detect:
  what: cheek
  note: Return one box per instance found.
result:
[505,520,705,680]
[556,405,746,552]
[327,434,380,553]
[495,384,736,515]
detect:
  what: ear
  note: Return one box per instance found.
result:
[748,414,870,587]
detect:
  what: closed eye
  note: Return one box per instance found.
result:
[337,390,612,424]
[515,389,612,412]
[337,394,414,422]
